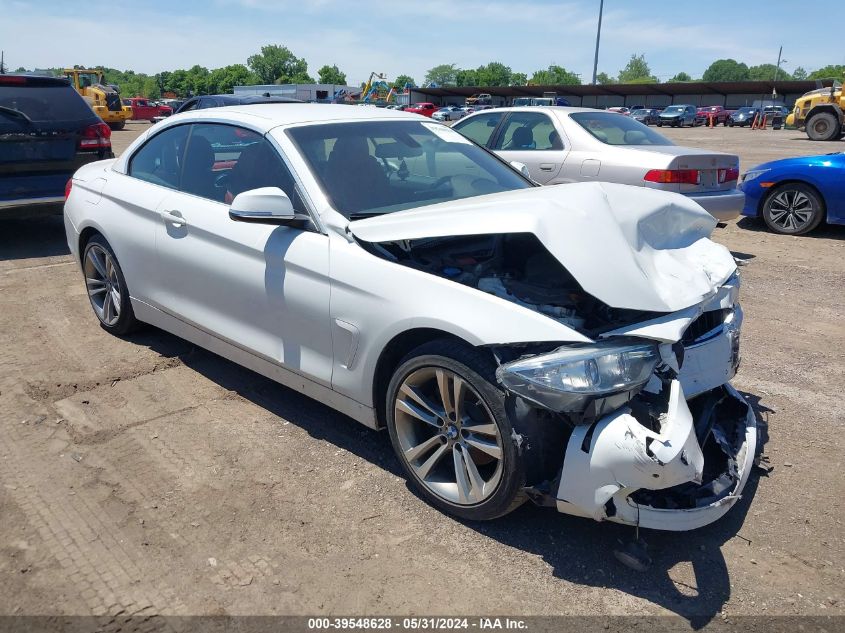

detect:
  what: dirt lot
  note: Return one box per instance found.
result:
[1,120,843,628]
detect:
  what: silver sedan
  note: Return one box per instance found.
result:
[452,106,743,221]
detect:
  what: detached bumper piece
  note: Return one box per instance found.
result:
[556,380,756,531]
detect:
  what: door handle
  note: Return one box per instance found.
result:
[160,210,187,227]
[539,163,557,171]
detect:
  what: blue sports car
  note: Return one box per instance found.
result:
[740,152,845,235]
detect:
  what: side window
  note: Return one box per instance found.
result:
[492,113,563,151]
[179,99,198,112]
[452,112,504,147]
[179,123,303,209]
[127,125,190,189]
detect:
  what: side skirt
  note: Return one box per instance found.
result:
[131,298,379,430]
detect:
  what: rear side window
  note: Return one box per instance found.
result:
[452,112,504,147]
[492,112,563,151]
[128,125,190,189]
[0,84,94,124]
[570,112,674,146]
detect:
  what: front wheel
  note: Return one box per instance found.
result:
[762,183,825,235]
[806,112,842,141]
[386,341,527,521]
[108,121,125,131]
[82,235,140,334]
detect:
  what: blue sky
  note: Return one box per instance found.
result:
[2,0,842,84]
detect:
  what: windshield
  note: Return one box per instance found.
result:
[0,85,94,125]
[631,109,647,115]
[736,107,755,114]
[663,106,685,113]
[569,112,674,146]
[286,120,532,218]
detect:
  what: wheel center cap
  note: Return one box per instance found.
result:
[445,424,459,440]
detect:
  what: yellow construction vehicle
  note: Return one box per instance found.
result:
[63,69,133,130]
[786,76,844,141]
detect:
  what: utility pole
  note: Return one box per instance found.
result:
[591,0,604,85]
[772,46,786,102]
[0,51,6,74]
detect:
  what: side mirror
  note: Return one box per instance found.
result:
[510,161,531,179]
[228,187,308,225]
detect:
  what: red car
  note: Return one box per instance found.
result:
[405,102,438,117]
[123,97,173,123]
[695,105,733,126]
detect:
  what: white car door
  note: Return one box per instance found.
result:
[151,122,334,386]
[488,111,567,184]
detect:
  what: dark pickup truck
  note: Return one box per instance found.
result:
[1,74,113,216]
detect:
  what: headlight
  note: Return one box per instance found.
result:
[741,168,770,182]
[496,340,659,413]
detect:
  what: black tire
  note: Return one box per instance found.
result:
[81,235,140,335]
[656,121,663,127]
[108,121,125,131]
[806,112,841,141]
[762,183,825,235]
[385,340,528,521]
[728,121,734,127]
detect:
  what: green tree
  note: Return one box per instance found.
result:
[595,71,615,85]
[317,64,347,85]
[792,66,808,80]
[748,63,792,81]
[808,64,845,80]
[702,58,750,82]
[208,64,259,94]
[393,74,415,89]
[475,62,512,86]
[669,72,693,82]
[455,68,479,87]
[509,72,528,86]
[247,44,312,84]
[424,63,458,87]
[618,54,656,83]
[530,64,581,85]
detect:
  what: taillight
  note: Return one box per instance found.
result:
[78,122,111,151]
[64,179,73,200]
[643,169,700,185]
[718,167,739,183]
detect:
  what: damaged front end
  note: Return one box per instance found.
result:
[350,182,757,530]
[495,282,756,531]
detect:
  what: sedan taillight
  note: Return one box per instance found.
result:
[64,179,73,200]
[643,169,700,185]
[78,122,112,151]
[719,167,740,183]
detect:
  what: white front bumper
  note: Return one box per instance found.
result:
[555,381,756,531]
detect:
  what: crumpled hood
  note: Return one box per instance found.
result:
[349,182,736,313]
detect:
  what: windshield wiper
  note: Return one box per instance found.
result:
[0,105,33,125]
[349,211,387,219]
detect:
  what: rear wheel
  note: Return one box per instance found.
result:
[82,235,139,334]
[386,340,528,520]
[806,112,841,141]
[108,121,125,131]
[762,183,825,235]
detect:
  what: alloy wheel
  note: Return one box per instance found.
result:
[393,366,503,506]
[767,189,815,232]
[84,244,122,326]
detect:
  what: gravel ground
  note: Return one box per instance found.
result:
[0,120,842,629]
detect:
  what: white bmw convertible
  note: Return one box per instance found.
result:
[64,104,756,529]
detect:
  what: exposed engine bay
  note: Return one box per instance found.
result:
[367,233,660,336]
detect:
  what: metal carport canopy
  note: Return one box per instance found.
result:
[413,79,833,100]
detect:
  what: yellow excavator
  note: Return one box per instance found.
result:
[63,69,133,130]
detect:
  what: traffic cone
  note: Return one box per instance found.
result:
[709,113,715,128]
